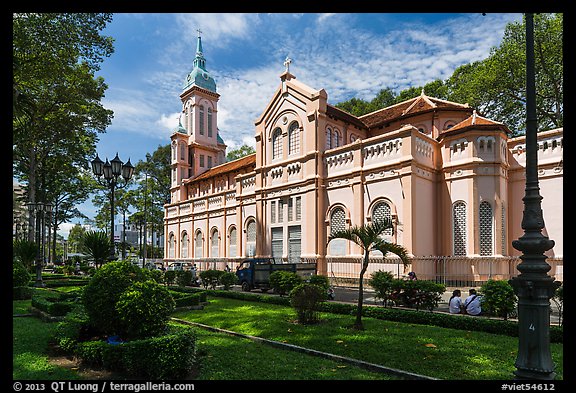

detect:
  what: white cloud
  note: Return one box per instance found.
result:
[175,13,260,48]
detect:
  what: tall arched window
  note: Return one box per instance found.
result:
[329,207,346,255]
[180,143,186,160]
[371,201,393,256]
[246,219,256,257]
[372,201,393,237]
[168,232,175,258]
[229,226,237,257]
[207,107,213,137]
[326,128,332,149]
[181,232,188,259]
[333,130,340,148]
[479,201,493,256]
[171,143,176,161]
[199,105,205,135]
[272,128,282,160]
[195,230,203,258]
[288,121,300,155]
[211,228,219,258]
[453,202,467,256]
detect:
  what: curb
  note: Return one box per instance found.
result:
[171,317,438,381]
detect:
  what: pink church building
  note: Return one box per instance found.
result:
[164,36,563,284]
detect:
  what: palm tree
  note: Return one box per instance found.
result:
[82,230,113,269]
[328,218,409,330]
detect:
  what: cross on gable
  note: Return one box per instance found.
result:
[284,56,292,73]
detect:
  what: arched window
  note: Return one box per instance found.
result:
[171,143,176,161]
[272,128,282,160]
[246,219,256,257]
[207,107,213,137]
[372,201,393,237]
[371,201,393,257]
[229,226,237,257]
[326,128,332,149]
[181,231,188,259]
[288,122,300,155]
[453,202,467,256]
[479,201,493,256]
[329,207,346,256]
[211,228,219,258]
[180,143,186,160]
[168,232,175,258]
[333,130,340,148]
[199,105,205,135]
[195,230,203,258]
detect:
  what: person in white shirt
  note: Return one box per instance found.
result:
[463,288,482,316]
[449,289,463,314]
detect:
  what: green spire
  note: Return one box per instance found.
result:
[182,29,217,93]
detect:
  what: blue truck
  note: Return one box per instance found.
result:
[235,258,317,292]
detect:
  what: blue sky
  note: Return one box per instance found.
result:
[61,12,523,237]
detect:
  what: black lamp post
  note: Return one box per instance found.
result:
[509,13,560,380]
[91,152,134,261]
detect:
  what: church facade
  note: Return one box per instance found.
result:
[163,36,563,278]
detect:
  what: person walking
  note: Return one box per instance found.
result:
[449,289,463,314]
[463,288,482,316]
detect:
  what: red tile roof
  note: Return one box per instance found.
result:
[359,94,471,129]
[184,153,256,184]
[440,110,511,137]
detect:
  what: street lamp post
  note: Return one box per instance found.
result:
[509,13,560,380]
[91,152,134,261]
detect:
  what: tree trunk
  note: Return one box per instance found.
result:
[354,251,370,330]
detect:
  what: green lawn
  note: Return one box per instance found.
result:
[172,296,564,380]
[12,296,395,381]
[13,288,563,381]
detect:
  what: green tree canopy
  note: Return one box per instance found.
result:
[13,13,115,241]
[227,144,255,162]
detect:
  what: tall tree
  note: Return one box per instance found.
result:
[447,13,562,134]
[13,13,115,240]
[328,219,409,330]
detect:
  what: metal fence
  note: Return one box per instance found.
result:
[323,256,563,288]
[163,255,563,289]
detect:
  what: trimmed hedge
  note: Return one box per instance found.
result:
[30,290,82,316]
[68,322,197,380]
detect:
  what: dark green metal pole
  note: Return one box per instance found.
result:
[509,13,560,380]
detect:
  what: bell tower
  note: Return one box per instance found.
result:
[170,30,227,202]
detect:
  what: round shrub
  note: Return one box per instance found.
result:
[176,270,193,287]
[290,283,325,324]
[269,270,303,296]
[115,280,176,339]
[199,269,224,289]
[13,259,31,288]
[81,260,156,336]
[308,274,330,296]
[219,271,238,290]
[368,270,395,306]
[480,279,517,319]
